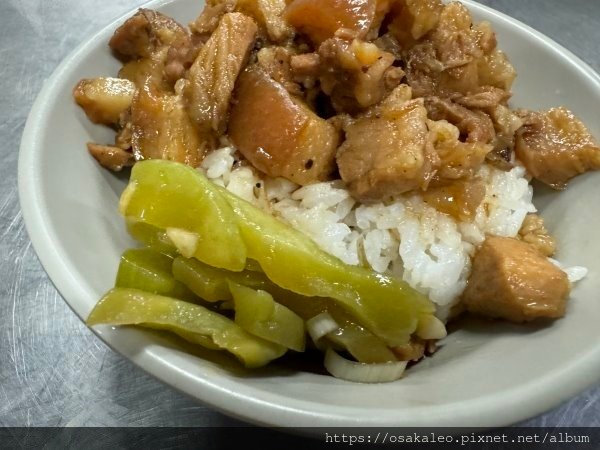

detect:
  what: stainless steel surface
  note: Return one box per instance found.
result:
[2,0,599,429]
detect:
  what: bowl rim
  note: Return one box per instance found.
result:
[18,0,600,429]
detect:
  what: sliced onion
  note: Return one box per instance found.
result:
[306,312,339,343]
[324,348,408,383]
[416,315,447,340]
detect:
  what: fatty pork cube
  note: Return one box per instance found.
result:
[130,85,206,167]
[316,37,403,114]
[462,236,570,323]
[426,118,492,180]
[109,9,189,61]
[424,96,495,144]
[284,0,377,45]
[110,9,199,90]
[73,77,135,126]
[184,13,258,138]
[422,178,486,222]
[336,96,439,202]
[236,0,293,42]
[87,144,134,172]
[388,0,443,47]
[515,107,600,189]
[228,66,339,185]
[518,214,556,257]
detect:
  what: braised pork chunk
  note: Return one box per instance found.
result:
[463,236,570,322]
[515,107,600,189]
[229,66,339,185]
[337,95,438,202]
[184,13,258,140]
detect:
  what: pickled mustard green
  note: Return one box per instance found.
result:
[220,187,435,347]
[229,282,306,352]
[119,160,436,347]
[120,160,246,271]
[170,256,350,328]
[87,288,286,368]
[328,322,398,364]
[172,256,267,302]
[126,219,177,255]
[115,248,195,301]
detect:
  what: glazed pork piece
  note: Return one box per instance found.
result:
[462,236,570,322]
[426,118,491,180]
[87,144,134,172]
[109,9,190,61]
[229,66,339,185]
[184,13,258,140]
[118,47,172,91]
[256,46,303,96]
[515,107,600,189]
[424,96,495,144]
[74,78,137,169]
[73,77,135,126]
[400,1,518,165]
[387,0,444,48]
[337,87,439,202]
[191,0,292,42]
[109,9,202,91]
[237,0,292,42]
[284,0,378,45]
[112,9,202,90]
[189,0,233,35]
[112,10,192,88]
[518,214,556,257]
[422,178,485,222]
[129,85,205,167]
[336,83,495,203]
[316,37,404,114]
[404,2,515,99]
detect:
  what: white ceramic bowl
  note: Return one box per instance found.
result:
[19,0,600,428]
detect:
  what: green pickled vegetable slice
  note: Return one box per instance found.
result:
[172,256,342,322]
[118,160,437,347]
[220,188,435,347]
[229,282,306,352]
[87,288,286,368]
[126,219,176,255]
[172,256,267,302]
[115,248,195,301]
[120,160,246,271]
[328,322,398,364]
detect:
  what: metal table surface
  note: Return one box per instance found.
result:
[1,0,599,431]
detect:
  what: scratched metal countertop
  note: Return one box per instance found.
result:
[2,0,599,430]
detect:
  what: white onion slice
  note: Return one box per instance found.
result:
[324,348,408,383]
[306,312,339,343]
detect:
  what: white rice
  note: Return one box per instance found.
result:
[200,146,585,319]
